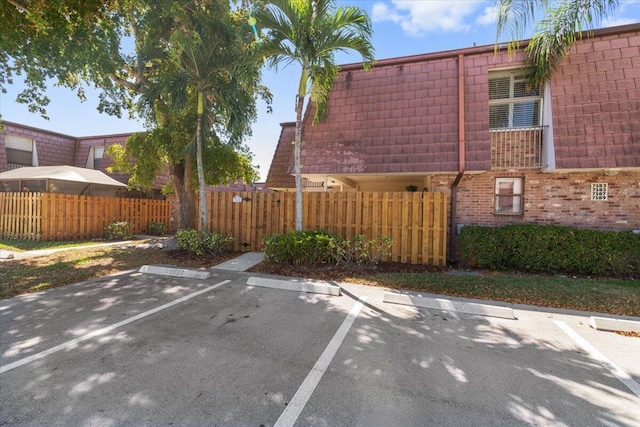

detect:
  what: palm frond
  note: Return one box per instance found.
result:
[259,0,375,101]
[495,0,548,47]
[316,5,375,68]
[524,0,620,87]
[309,61,338,123]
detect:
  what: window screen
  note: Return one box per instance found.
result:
[5,135,35,169]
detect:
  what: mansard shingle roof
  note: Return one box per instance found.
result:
[265,122,296,189]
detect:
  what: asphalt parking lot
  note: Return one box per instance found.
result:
[1,265,639,426]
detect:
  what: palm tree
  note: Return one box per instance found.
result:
[496,0,620,87]
[257,0,375,231]
[144,3,265,231]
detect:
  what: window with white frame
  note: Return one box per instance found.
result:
[495,177,524,215]
[489,71,542,129]
[5,134,38,170]
[86,146,105,170]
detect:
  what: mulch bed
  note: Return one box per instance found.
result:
[163,250,241,268]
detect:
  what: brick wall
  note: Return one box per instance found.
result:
[429,170,640,232]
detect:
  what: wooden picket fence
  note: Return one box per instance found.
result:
[0,193,171,241]
[206,191,448,265]
[1,191,447,265]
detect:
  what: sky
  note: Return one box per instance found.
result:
[2,0,639,181]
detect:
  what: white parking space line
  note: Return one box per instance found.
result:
[0,280,231,375]
[554,320,640,398]
[274,297,367,427]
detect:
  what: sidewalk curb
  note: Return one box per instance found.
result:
[383,292,516,319]
[247,276,341,296]
[139,265,211,279]
[589,316,640,333]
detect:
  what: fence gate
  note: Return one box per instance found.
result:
[206,191,448,266]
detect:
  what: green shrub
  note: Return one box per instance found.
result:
[263,231,393,267]
[459,224,640,277]
[263,230,334,266]
[106,221,132,240]
[176,229,233,256]
[328,235,393,266]
[149,221,167,236]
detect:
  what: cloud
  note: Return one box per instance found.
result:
[372,0,485,36]
[476,5,498,25]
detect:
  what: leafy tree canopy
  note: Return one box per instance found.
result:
[1,0,131,118]
[2,0,269,228]
[2,0,266,180]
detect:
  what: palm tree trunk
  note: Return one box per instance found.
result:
[197,91,207,232]
[294,93,305,231]
[294,66,309,232]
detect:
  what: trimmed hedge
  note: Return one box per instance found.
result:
[263,230,334,266]
[459,224,640,277]
[263,230,393,267]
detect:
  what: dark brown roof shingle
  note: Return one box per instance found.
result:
[265,122,296,189]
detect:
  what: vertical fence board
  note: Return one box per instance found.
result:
[435,192,446,265]
[240,192,251,252]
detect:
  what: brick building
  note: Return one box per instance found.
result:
[1,122,268,196]
[265,24,640,257]
[0,122,169,197]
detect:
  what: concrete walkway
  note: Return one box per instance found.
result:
[0,235,167,261]
[211,252,264,271]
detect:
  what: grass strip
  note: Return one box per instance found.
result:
[346,272,640,317]
[0,246,236,299]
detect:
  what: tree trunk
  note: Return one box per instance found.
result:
[294,94,305,231]
[196,91,208,232]
[170,159,196,230]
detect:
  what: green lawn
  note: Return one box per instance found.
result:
[0,238,113,252]
[0,246,235,299]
